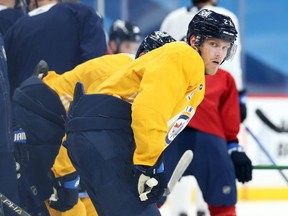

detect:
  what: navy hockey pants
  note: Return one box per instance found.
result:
[12,75,66,214]
[66,94,161,216]
[162,127,237,206]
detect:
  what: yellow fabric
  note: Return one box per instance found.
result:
[81,198,98,216]
[87,42,205,166]
[45,199,86,216]
[51,144,75,178]
[45,54,133,177]
[44,54,133,111]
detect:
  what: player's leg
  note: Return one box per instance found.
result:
[66,129,161,216]
[192,131,237,216]
[158,127,195,216]
[65,94,161,216]
[12,76,66,214]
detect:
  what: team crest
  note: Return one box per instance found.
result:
[165,114,191,144]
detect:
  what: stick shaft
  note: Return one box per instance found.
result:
[245,126,288,184]
[254,165,288,170]
[0,193,31,216]
[164,150,193,196]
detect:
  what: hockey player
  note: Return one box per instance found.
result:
[0,0,24,35]
[47,31,176,216]
[107,19,141,55]
[0,33,20,216]
[64,9,237,216]
[160,67,253,216]
[12,31,176,215]
[160,0,247,122]
[161,2,248,215]
[4,0,107,95]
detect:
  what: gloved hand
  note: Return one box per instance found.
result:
[228,142,252,183]
[13,127,28,179]
[134,161,167,204]
[239,90,247,122]
[49,172,80,212]
[33,60,49,79]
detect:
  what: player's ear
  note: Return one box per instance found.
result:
[108,40,117,53]
[189,35,198,50]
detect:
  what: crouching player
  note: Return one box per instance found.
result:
[63,9,238,216]
[12,31,176,215]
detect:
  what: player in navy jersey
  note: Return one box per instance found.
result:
[0,0,24,35]
[0,32,20,216]
[4,0,107,95]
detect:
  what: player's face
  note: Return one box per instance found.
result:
[199,38,231,75]
[119,40,139,55]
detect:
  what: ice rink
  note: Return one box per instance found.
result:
[158,174,288,216]
[159,200,288,216]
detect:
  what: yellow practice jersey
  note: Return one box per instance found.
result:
[87,42,205,166]
[44,53,133,111]
[44,54,133,177]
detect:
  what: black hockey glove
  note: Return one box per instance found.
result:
[239,90,247,122]
[33,60,49,79]
[228,142,252,183]
[49,172,80,212]
[134,161,167,204]
[13,127,28,179]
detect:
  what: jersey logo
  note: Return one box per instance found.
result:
[166,114,191,144]
[186,84,203,101]
[198,10,212,18]
[199,83,203,90]
[14,129,26,143]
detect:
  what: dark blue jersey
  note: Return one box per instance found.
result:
[0,8,24,35]
[0,33,13,152]
[5,2,107,94]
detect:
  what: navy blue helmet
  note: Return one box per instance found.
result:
[135,31,176,58]
[109,20,141,43]
[186,9,237,60]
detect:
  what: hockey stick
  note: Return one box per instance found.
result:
[255,109,288,133]
[0,193,31,216]
[78,150,194,199]
[254,165,288,170]
[0,200,3,216]
[163,150,193,196]
[245,126,288,184]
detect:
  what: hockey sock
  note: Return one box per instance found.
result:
[208,205,236,216]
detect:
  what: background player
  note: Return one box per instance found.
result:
[107,19,141,55]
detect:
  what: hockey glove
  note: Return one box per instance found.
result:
[13,127,28,179]
[228,142,252,183]
[134,162,167,204]
[33,60,49,79]
[239,90,247,122]
[49,172,80,212]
